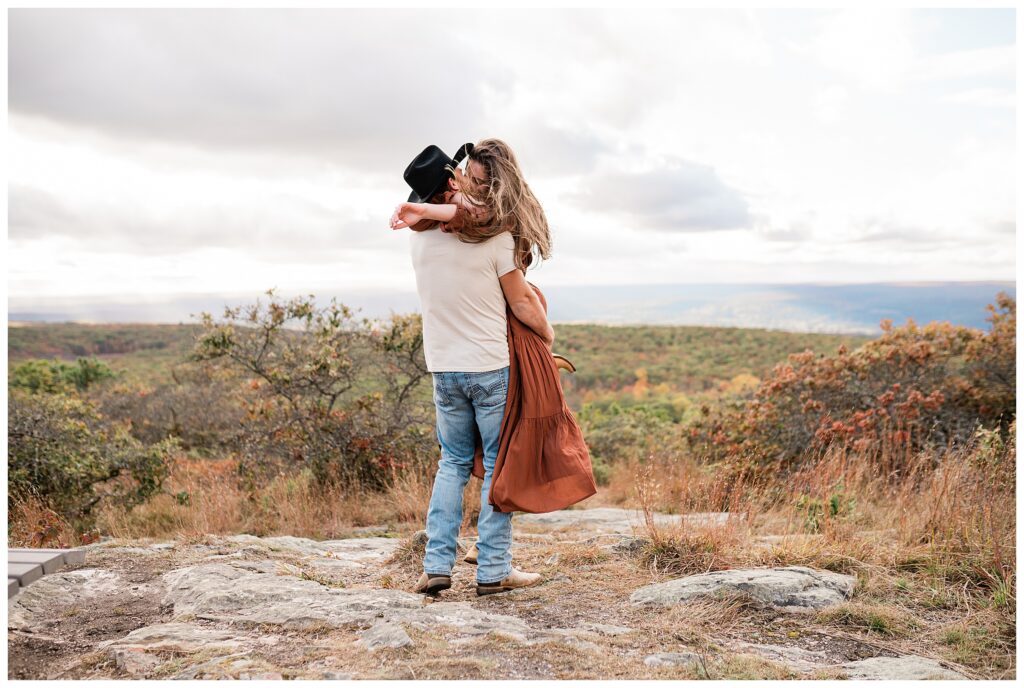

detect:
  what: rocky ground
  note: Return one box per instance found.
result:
[8,507,977,680]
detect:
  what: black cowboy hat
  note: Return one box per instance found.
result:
[403,143,474,203]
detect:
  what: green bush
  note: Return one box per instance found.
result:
[89,362,247,453]
[7,388,177,527]
[191,289,434,490]
[577,401,681,466]
[10,357,114,394]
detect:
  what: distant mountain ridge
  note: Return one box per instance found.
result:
[9,281,1014,335]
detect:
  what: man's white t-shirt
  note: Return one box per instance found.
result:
[409,229,518,372]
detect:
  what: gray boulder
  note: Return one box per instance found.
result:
[357,621,413,651]
[630,566,855,611]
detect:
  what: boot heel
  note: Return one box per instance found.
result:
[426,575,451,594]
[552,353,576,373]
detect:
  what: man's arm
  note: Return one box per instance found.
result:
[499,268,554,348]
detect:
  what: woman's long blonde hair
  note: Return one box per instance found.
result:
[445,138,551,272]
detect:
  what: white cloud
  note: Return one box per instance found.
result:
[812,85,850,124]
[939,87,1015,108]
[912,44,1015,81]
[812,9,915,91]
[6,8,1016,305]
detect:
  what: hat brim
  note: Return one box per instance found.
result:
[408,178,449,204]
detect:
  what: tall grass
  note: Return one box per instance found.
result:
[624,422,1015,677]
[629,423,1014,591]
[84,453,490,542]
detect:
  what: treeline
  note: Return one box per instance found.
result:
[538,324,871,406]
[8,322,200,360]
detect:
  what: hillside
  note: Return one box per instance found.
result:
[8,321,873,407]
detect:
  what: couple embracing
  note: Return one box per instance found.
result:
[389,139,596,597]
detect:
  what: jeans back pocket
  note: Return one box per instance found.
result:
[468,368,507,408]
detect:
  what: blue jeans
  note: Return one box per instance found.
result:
[423,365,513,584]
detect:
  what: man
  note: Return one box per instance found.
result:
[394,150,554,596]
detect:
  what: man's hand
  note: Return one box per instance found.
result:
[390,202,428,230]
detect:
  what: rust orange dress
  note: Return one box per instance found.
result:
[469,282,598,513]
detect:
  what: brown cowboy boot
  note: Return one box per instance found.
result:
[412,571,451,595]
[476,567,543,596]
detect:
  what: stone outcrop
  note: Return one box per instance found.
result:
[515,508,735,535]
[630,566,855,612]
[9,568,129,632]
[8,516,982,680]
[161,561,424,628]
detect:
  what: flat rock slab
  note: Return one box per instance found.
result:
[837,656,966,680]
[162,562,423,628]
[113,648,165,675]
[630,566,855,612]
[98,622,247,654]
[170,651,254,680]
[158,559,604,653]
[8,568,127,632]
[727,643,966,678]
[224,535,400,566]
[515,508,735,535]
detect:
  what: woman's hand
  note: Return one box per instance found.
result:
[390,202,428,230]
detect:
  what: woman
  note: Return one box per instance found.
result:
[391,139,549,270]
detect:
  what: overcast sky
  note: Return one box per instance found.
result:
[7,8,1016,305]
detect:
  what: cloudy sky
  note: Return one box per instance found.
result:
[7,8,1016,310]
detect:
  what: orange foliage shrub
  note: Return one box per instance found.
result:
[687,293,1015,475]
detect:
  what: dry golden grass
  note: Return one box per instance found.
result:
[8,491,83,548]
[619,425,1016,679]
[91,454,494,543]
